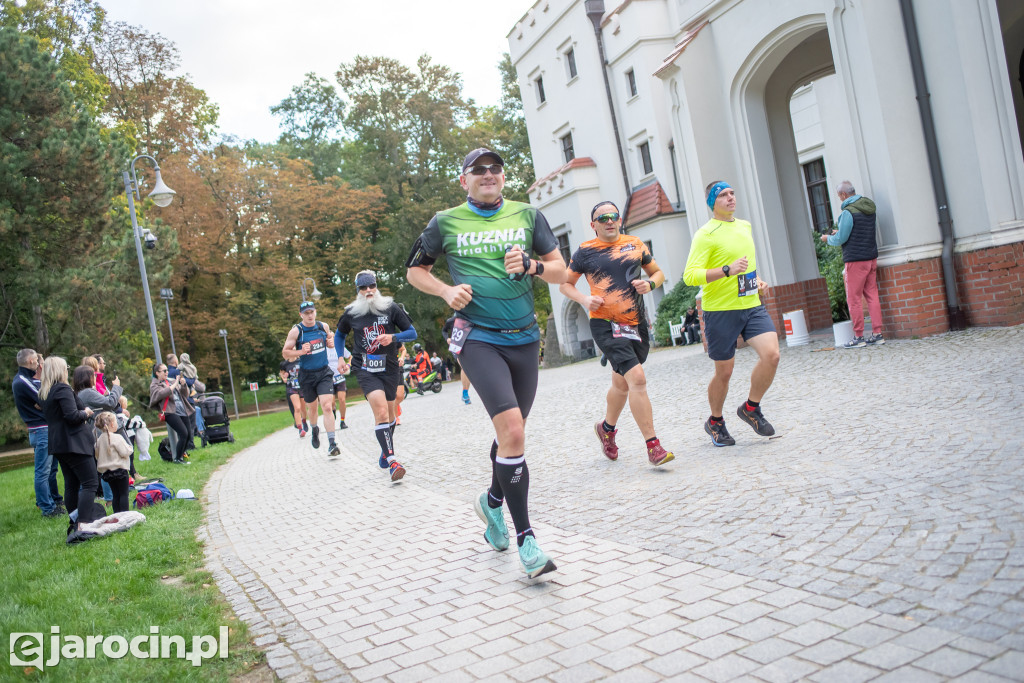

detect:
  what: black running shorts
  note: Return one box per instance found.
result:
[298,366,335,402]
[458,340,540,419]
[353,365,400,402]
[703,306,776,361]
[590,318,650,376]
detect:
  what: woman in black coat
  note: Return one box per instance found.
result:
[38,357,99,543]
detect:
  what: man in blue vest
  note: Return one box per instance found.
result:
[12,348,64,517]
[282,301,341,456]
[821,181,886,348]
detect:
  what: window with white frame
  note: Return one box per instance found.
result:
[561,132,575,163]
[639,142,653,175]
[565,47,577,80]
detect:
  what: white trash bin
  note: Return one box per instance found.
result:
[783,310,809,347]
[833,320,854,347]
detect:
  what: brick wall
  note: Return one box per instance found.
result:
[876,258,950,338]
[693,240,1023,347]
[954,241,1024,327]
[759,278,832,336]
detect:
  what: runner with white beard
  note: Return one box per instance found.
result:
[334,271,417,482]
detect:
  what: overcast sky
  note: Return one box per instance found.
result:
[99,0,533,143]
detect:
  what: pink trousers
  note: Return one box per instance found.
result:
[843,259,884,337]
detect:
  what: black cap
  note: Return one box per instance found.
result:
[462,148,505,173]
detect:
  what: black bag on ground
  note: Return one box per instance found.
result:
[158,438,173,462]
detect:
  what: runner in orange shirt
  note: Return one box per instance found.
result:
[560,201,674,466]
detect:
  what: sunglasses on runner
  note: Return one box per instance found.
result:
[463,164,504,176]
[595,212,620,224]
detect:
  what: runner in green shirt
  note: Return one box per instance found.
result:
[406,148,567,579]
[683,181,781,446]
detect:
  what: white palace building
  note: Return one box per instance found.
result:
[507,0,1024,359]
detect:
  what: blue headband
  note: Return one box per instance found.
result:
[706,182,731,210]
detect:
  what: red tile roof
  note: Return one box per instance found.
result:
[655,21,708,77]
[624,181,675,227]
[528,157,597,193]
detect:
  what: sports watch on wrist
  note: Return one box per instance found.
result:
[722,264,731,277]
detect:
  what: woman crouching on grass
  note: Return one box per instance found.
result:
[38,357,99,544]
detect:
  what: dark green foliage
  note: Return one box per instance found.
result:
[0,27,153,443]
[814,231,849,322]
[653,278,701,345]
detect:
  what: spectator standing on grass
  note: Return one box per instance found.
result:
[13,348,64,518]
[149,364,192,465]
[75,364,138,477]
[94,411,132,513]
[39,356,99,543]
[178,353,202,449]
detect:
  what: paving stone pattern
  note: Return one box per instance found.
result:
[203,326,1024,681]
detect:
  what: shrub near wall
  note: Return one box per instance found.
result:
[814,231,849,323]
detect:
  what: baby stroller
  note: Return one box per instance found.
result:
[199,392,234,446]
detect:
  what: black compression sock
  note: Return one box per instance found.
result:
[374,423,393,458]
[487,440,502,508]
[495,454,530,542]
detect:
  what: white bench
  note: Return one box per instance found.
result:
[669,321,684,346]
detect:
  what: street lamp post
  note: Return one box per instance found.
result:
[160,288,176,357]
[218,329,240,421]
[123,155,176,365]
[300,277,322,302]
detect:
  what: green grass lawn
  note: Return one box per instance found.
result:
[0,410,293,681]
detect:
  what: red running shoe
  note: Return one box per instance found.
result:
[594,421,619,461]
[647,440,675,466]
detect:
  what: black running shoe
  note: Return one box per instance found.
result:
[737,403,775,436]
[704,418,736,447]
[311,425,320,449]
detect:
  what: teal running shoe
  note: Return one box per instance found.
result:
[518,536,557,578]
[473,491,509,551]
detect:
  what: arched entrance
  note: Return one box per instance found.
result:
[997,0,1024,157]
[729,19,841,333]
[560,299,595,360]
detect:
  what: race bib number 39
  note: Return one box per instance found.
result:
[363,354,386,373]
[738,269,758,297]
